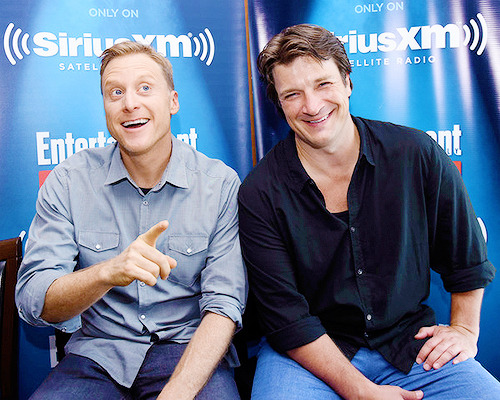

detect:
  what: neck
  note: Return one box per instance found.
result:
[120,139,172,189]
[296,123,360,177]
[296,122,360,214]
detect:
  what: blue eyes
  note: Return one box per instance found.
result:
[110,85,151,97]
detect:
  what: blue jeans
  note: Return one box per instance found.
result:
[251,341,500,399]
[29,342,240,400]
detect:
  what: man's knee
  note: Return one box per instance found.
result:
[29,354,127,400]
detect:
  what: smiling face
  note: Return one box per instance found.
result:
[102,53,179,162]
[273,56,353,153]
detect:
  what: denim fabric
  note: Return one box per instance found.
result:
[251,341,500,400]
[30,342,240,400]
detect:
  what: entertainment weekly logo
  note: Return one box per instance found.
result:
[334,12,487,56]
[3,25,216,66]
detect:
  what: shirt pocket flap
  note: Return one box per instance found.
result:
[168,235,208,256]
[78,231,119,252]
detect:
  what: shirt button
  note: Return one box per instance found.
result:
[142,200,149,206]
[364,332,369,338]
[350,226,356,233]
[139,281,145,287]
[357,269,363,275]
[186,247,192,254]
[366,314,372,321]
[95,244,101,250]
[140,314,146,320]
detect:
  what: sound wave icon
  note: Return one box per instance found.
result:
[463,13,487,55]
[189,28,215,66]
[3,23,30,65]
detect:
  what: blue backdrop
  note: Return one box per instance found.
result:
[1,0,499,398]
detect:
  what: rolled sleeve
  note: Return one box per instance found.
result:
[16,267,81,331]
[200,172,247,329]
[426,140,496,292]
[267,315,325,354]
[238,178,324,353]
[441,260,495,293]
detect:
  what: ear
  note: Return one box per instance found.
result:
[345,74,352,98]
[170,90,180,115]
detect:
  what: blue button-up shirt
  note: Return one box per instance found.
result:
[16,135,247,387]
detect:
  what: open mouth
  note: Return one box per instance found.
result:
[122,118,149,128]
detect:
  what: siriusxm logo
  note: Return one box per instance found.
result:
[3,24,215,66]
[336,13,487,55]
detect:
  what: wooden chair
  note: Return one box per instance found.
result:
[0,237,22,400]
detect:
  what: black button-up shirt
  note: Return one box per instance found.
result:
[238,116,495,373]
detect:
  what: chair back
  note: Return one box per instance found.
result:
[0,237,22,400]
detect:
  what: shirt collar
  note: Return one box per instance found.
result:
[163,135,189,189]
[352,115,375,167]
[284,115,376,192]
[104,135,189,190]
[283,131,309,192]
[105,143,130,186]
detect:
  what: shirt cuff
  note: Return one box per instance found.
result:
[17,268,82,332]
[267,315,326,353]
[200,296,244,330]
[441,260,495,292]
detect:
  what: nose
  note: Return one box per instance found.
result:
[301,92,322,116]
[122,91,139,112]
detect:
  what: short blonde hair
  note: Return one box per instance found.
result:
[100,41,174,90]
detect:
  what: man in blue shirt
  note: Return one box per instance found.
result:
[16,41,247,399]
[239,24,499,399]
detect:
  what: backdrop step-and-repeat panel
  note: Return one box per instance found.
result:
[1,0,499,398]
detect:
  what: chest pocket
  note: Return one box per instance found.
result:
[77,231,120,268]
[167,235,208,287]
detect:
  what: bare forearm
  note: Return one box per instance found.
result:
[450,289,484,336]
[287,334,375,399]
[41,262,112,323]
[288,335,424,400]
[158,312,236,400]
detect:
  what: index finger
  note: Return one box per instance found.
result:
[140,220,169,247]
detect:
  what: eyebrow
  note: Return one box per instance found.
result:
[103,73,158,90]
[278,75,332,97]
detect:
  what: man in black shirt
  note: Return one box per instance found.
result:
[238,24,499,399]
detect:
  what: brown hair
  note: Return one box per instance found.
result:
[257,24,352,114]
[100,41,174,91]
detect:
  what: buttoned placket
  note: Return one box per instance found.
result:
[137,190,154,330]
[347,161,375,338]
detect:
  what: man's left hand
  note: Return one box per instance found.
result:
[415,324,478,371]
